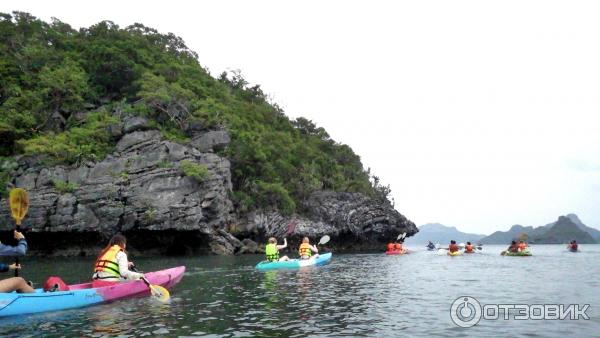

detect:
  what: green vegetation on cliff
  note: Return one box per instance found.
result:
[0,12,392,211]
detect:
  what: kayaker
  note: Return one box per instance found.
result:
[464,242,474,253]
[92,234,144,288]
[569,240,578,251]
[448,240,459,253]
[507,241,519,253]
[393,241,403,252]
[0,230,34,293]
[426,241,435,250]
[386,242,395,252]
[299,237,318,260]
[265,237,290,262]
[518,240,528,251]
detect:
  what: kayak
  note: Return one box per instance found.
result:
[0,266,185,317]
[501,250,532,256]
[385,249,408,255]
[255,253,332,271]
[447,251,462,256]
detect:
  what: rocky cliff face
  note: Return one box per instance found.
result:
[0,118,417,256]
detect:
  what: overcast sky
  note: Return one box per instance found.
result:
[3,0,599,234]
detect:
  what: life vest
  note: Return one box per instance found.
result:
[94,245,122,278]
[299,243,312,258]
[449,244,459,253]
[387,243,394,251]
[394,243,402,251]
[571,243,578,250]
[465,245,474,253]
[265,243,279,262]
[518,243,527,251]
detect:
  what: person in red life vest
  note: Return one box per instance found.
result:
[92,234,144,288]
[386,242,395,252]
[298,237,318,260]
[464,242,475,253]
[394,241,403,252]
[518,240,528,252]
[448,240,460,253]
[569,240,578,251]
[0,230,34,293]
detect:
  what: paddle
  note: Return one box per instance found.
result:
[397,232,406,241]
[9,188,29,277]
[131,266,170,303]
[318,235,330,245]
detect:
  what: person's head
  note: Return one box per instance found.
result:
[573,240,577,244]
[268,237,277,244]
[519,240,524,243]
[450,240,456,244]
[302,237,310,244]
[109,233,127,249]
[467,242,471,245]
[511,240,516,245]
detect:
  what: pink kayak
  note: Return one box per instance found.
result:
[0,266,185,317]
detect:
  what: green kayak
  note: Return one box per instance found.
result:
[501,250,532,256]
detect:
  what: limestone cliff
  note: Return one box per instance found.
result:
[0,118,417,255]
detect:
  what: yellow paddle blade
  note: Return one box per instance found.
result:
[150,284,170,303]
[9,188,29,225]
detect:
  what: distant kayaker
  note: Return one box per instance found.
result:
[568,240,578,251]
[507,241,519,253]
[464,242,474,253]
[426,241,435,250]
[394,241,403,252]
[518,240,528,251]
[0,230,34,293]
[387,242,395,252]
[448,240,460,253]
[92,234,144,288]
[299,237,318,260]
[265,237,290,262]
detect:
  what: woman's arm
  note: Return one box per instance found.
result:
[311,245,318,253]
[116,252,144,280]
[0,239,27,257]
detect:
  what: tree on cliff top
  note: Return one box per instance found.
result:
[0,11,392,210]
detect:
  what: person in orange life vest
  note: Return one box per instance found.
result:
[464,242,474,253]
[386,242,395,252]
[298,237,318,260]
[448,240,459,253]
[518,240,528,251]
[569,240,578,251]
[92,234,144,288]
[0,230,34,293]
[394,241,403,251]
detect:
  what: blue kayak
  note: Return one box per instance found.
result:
[255,253,332,271]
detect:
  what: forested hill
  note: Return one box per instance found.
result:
[0,11,391,214]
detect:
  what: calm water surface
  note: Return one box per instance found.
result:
[0,245,599,337]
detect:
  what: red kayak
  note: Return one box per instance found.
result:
[385,250,408,255]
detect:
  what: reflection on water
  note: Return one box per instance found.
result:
[0,245,599,337]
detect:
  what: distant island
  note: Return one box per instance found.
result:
[479,214,599,244]
[404,223,485,245]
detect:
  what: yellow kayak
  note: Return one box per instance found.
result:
[447,250,462,256]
